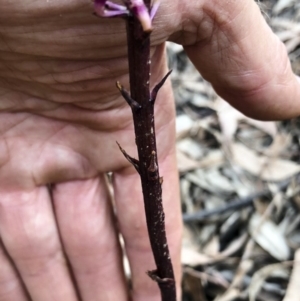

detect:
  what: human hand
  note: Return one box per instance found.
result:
[0,0,299,301]
[0,1,181,301]
[166,0,300,120]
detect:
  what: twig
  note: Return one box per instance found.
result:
[124,5,176,300]
[94,1,176,300]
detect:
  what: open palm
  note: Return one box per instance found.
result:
[0,1,181,300]
[0,75,180,301]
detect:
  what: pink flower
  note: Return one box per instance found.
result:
[94,0,129,17]
[93,0,160,32]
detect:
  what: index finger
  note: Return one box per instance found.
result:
[181,0,300,120]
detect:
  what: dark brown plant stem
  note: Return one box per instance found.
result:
[117,2,176,301]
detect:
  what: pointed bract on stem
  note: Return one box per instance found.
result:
[116,142,140,173]
[147,270,175,284]
[150,70,172,104]
[116,81,142,111]
[147,151,159,180]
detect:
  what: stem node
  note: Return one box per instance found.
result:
[116,141,140,173]
[147,270,175,285]
[116,81,142,111]
[147,150,159,180]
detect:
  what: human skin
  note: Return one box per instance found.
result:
[0,0,299,301]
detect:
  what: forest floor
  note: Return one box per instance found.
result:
[167,0,300,300]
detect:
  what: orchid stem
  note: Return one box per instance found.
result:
[122,5,176,299]
[94,1,176,300]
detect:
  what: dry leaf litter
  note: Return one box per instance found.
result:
[167,0,300,300]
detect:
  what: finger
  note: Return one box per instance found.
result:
[0,240,29,301]
[182,0,300,120]
[0,187,78,301]
[52,177,128,301]
[113,149,182,301]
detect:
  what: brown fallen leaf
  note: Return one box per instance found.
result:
[231,143,300,181]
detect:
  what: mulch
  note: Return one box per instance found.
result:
[167,1,300,300]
